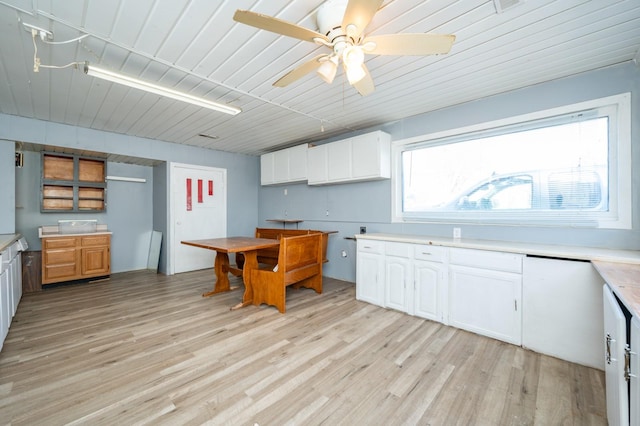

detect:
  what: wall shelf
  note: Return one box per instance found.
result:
[41,153,107,213]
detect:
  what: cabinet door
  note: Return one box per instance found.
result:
[0,269,9,347]
[631,316,640,426]
[603,284,629,426]
[273,150,289,183]
[356,252,384,306]
[288,144,308,182]
[414,260,445,322]
[522,257,603,369]
[10,252,21,317]
[385,256,411,312]
[81,246,110,276]
[449,265,522,345]
[327,140,351,181]
[260,153,275,185]
[307,145,328,184]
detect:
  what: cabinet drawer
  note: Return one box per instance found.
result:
[44,264,78,281]
[44,237,77,249]
[357,239,384,254]
[414,245,447,262]
[81,235,110,247]
[450,247,522,273]
[44,248,77,265]
[385,242,411,258]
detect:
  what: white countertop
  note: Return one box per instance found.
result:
[0,234,22,252]
[38,225,111,238]
[355,233,640,264]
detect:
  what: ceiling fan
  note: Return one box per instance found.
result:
[233,0,455,96]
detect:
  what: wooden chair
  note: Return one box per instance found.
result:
[250,233,323,313]
[236,228,330,268]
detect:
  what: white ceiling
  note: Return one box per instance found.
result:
[1,0,639,161]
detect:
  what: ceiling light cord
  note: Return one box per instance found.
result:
[42,34,89,45]
[31,30,86,72]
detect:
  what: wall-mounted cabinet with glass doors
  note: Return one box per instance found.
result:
[41,152,107,212]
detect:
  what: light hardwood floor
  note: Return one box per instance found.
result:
[0,269,606,425]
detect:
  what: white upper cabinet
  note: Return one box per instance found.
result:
[260,144,308,186]
[307,131,391,185]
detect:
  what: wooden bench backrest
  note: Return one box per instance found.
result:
[278,233,322,273]
[254,228,328,264]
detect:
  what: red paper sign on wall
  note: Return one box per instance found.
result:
[186,178,192,211]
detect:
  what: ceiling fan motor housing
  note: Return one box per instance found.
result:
[317,0,349,40]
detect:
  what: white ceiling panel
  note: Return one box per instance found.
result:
[0,0,638,164]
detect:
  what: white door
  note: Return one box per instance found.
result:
[170,163,227,274]
[603,284,629,426]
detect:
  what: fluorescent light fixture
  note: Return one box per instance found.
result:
[106,175,147,183]
[84,63,241,116]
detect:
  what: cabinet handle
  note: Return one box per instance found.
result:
[606,334,613,364]
[625,344,632,382]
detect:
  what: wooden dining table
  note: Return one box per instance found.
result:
[181,237,280,309]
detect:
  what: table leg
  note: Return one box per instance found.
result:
[231,250,257,310]
[202,251,231,297]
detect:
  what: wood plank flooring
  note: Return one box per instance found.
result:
[0,269,606,425]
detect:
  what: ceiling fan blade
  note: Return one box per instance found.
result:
[273,55,328,87]
[234,10,328,43]
[342,0,384,40]
[352,64,375,96]
[362,33,456,56]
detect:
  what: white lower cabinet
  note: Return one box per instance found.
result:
[356,240,385,306]
[631,316,640,425]
[522,257,603,369]
[384,242,412,313]
[413,260,446,322]
[603,283,640,426]
[603,284,629,426]
[449,264,522,345]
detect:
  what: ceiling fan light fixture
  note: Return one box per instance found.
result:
[317,56,339,84]
[342,45,364,68]
[346,63,366,85]
[84,63,241,116]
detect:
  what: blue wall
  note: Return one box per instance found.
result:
[2,62,638,282]
[0,140,15,234]
[1,116,259,274]
[258,62,640,282]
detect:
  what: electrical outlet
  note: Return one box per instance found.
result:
[360,226,366,234]
[453,227,461,239]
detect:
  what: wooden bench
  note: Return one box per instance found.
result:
[236,228,332,268]
[250,233,323,313]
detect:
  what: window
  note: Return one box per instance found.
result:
[392,93,631,229]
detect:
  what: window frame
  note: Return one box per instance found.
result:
[391,93,631,229]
